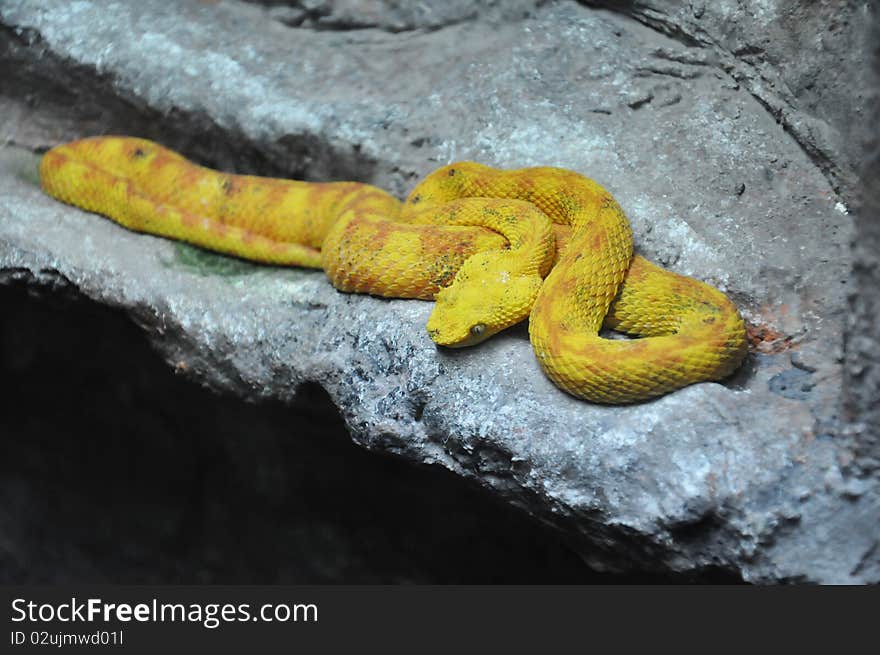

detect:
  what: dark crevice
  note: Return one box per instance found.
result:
[252,0,550,34]
[850,540,879,577]
[627,94,654,110]
[720,352,759,391]
[633,65,702,80]
[668,512,725,544]
[3,281,715,583]
[578,1,709,48]
[0,278,755,584]
[302,13,477,34]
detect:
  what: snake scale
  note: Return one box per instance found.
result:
[39,136,747,404]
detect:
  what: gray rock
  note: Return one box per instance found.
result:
[582,0,871,198]
[0,0,877,582]
[253,0,541,31]
[844,9,880,476]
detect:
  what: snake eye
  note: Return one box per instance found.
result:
[469,324,486,338]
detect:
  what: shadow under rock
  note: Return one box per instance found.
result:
[0,283,695,584]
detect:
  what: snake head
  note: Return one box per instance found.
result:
[426,253,542,348]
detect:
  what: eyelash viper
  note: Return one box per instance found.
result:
[39,136,747,404]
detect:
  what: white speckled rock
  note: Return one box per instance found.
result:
[0,0,877,582]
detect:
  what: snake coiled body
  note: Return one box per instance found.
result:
[39,136,747,404]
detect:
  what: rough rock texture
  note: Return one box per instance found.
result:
[1,285,614,584]
[582,0,871,199]
[0,0,877,583]
[251,0,544,32]
[844,11,880,475]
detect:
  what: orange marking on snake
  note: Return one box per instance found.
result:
[42,152,66,172]
[149,151,177,174]
[179,210,198,228]
[209,219,228,237]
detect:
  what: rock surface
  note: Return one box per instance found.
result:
[0,0,877,582]
[1,285,610,584]
[845,11,880,478]
[252,0,542,32]
[582,0,871,198]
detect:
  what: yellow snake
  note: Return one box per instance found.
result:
[39,136,747,403]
